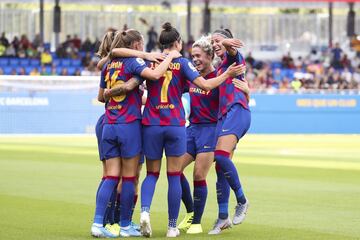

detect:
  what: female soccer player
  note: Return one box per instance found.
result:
[207,28,251,235]
[177,36,250,235]
[111,24,244,238]
[91,29,180,238]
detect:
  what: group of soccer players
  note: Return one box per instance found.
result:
[90,22,251,238]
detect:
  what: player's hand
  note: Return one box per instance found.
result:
[232,78,250,95]
[145,52,166,63]
[226,63,246,77]
[103,89,111,102]
[168,50,182,59]
[221,38,244,49]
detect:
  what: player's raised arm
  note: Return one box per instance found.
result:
[192,63,246,91]
[111,48,165,63]
[139,50,181,80]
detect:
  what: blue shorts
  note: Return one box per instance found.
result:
[95,114,105,161]
[187,123,217,158]
[102,120,142,159]
[139,152,145,164]
[143,125,186,160]
[216,104,251,142]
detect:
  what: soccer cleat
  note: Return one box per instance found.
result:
[131,221,141,231]
[91,223,119,238]
[166,227,180,238]
[120,225,142,237]
[107,223,120,235]
[186,224,203,234]
[208,217,232,235]
[232,200,249,225]
[177,212,194,231]
[140,211,152,238]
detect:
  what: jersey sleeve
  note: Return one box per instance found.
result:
[99,63,107,89]
[128,57,148,76]
[180,58,200,83]
[225,51,246,66]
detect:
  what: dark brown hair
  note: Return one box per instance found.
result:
[159,22,181,49]
[213,28,233,39]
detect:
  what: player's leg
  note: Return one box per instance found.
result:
[178,125,196,231]
[177,153,195,231]
[140,125,164,237]
[164,126,187,237]
[92,157,121,238]
[186,151,213,234]
[119,155,141,237]
[214,105,251,226]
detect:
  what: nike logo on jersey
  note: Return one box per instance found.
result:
[204,146,211,149]
[222,129,230,132]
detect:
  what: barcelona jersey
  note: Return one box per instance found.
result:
[100,57,147,124]
[186,70,219,124]
[217,51,249,118]
[142,57,200,126]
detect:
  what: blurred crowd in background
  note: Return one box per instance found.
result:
[1,30,360,91]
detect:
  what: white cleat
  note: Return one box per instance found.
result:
[166,227,180,238]
[208,217,232,235]
[232,200,249,225]
[140,211,152,238]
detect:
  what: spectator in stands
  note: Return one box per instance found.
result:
[74,69,81,76]
[51,65,58,75]
[0,42,5,56]
[17,46,26,58]
[5,43,16,57]
[146,26,158,52]
[60,68,68,76]
[11,68,17,75]
[18,67,26,75]
[0,32,9,47]
[81,37,93,52]
[82,52,92,67]
[41,49,52,66]
[72,34,82,49]
[245,52,255,67]
[282,52,294,69]
[30,68,40,76]
[331,42,343,69]
[20,34,30,50]
[0,68,4,75]
[26,46,38,59]
[11,36,20,54]
[32,34,42,49]
[341,54,351,69]
[40,66,50,76]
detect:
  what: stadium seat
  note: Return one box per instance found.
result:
[67,67,76,75]
[71,59,81,67]
[25,66,34,74]
[19,58,30,66]
[30,59,40,66]
[9,58,20,66]
[0,58,9,66]
[53,59,61,66]
[61,59,71,67]
[3,66,14,74]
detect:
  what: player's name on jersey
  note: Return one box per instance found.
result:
[107,61,123,70]
[155,103,175,110]
[151,62,181,70]
[189,87,211,95]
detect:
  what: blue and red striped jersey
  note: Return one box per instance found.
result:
[100,57,147,124]
[186,70,219,124]
[142,57,200,126]
[217,51,249,118]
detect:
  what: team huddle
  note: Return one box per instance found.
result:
[91,22,251,238]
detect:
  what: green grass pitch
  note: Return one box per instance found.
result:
[0,134,359,240]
